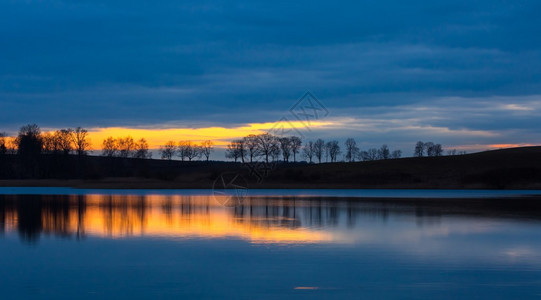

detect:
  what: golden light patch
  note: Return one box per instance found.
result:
[86,120,334,149]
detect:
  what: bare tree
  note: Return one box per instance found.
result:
[278,137,292,162]
[290,136,302,162]
[118,136,136,158]
[160,141,176,160]
[424,142,443,157]
[378,144,390,160]
[303,141,315,163]
[178,141,189,161]
[225,141,241,162]
[414,141,425,157]
[324,142,331,162]
[102,137,118,157]
[447,149,457,156]
[270,141,281,162]
[256,133,277,164]
[391,149,402,159]
[56,129,74,155]
[179,141,201,161]
[71,127,91,156]
[244,134,259,163]
[327,140,341,162]
[235,139,247,163]
[359,150,367,161]
[134,138,152,159]
[424,142,435,157]
[360,148,378,161]
[200,140,214,161]
[433,144,443,156]
[190,145,202,161]
[314,139,325,163]
[345,138,359,162]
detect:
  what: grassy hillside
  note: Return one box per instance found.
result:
[263,147,541,189]
[0,146,540,189]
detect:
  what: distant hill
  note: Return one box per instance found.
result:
[1,146,541,189]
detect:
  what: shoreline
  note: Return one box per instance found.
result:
[1,178,541,191]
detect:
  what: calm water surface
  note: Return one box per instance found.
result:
[1,188,541,299]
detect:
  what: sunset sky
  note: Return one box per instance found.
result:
[1,0,541,155]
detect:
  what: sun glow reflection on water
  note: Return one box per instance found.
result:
[3,192,541,299]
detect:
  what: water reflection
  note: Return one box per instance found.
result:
[2,194,541,245]
[3,193,541,298]
[1,194,338,243]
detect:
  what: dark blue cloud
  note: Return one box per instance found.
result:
[1,0,541,150]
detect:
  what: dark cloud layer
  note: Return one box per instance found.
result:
[1,0,540,149]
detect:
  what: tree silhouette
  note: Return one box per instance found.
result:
[178,141,201,161]
[434,144,443,156]
[235,139,247,163]
[425,142,443,156]
[256,133,277,164]
[177,141,189,161]
[16,124,43,159]
[314,139,325,163]
[188,144,202,161]
[71,127,91,156]
[302,141,315,163]
[244,134,259,163]
[345,138,359,162]
[278,137,292,162]
[378,144,390,160]
[57,129,73,155]
[225,141,241,162]
[160,141,176,160]
[134,138,151,159]
[270,140,280,162]
[102,137,118,157]
[117,136,135,158]
[414,141,425,157]
[200,140,214,161]
[290,136,302,162]
[42,132,57,154]
[16,124,43,178]
[360,148,378,161]
[326,140,341,162]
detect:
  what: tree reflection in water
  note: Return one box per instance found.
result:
[1,194,541,244]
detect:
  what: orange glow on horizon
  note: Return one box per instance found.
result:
[442,143,540,152]
[487,143,538,149]
[85,121,334,149]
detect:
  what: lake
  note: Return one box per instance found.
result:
[2,188,541,299]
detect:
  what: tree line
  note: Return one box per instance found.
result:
[158,140,214,161]
[412,141,466,157]
[2,124,461,164]
[223,134,409,164]
[0,124,92,158]
[0,124,94,178]
[101,136,152,159]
